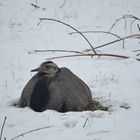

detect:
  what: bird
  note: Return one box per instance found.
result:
[19,61,92,112]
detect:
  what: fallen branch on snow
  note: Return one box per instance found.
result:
[29,34,140,55]
[45,52,140,61]
[35,16,140,62]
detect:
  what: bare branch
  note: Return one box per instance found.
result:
[109,17,124,32]
[109,14,140,32]
[69,30,121,39]
[38,18,96,54]
[31,34,140,60]
[10,126,53,140]
[28,49,81,54]
[0,117,7,140]
[94,34,140,50]
[46,52,140,61]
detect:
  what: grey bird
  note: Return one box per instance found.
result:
[19,61,92,112]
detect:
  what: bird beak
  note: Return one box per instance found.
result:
[31,68,39,72]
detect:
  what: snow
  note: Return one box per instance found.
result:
[0,0,140,140]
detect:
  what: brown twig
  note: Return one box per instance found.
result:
[0,117,7,140]
[10,126,53,140]
[38,18,96,54]
[32,34,140,61]
[46,52,140,61]
[69,30,121,39]
[94,34,140,50]
[109,14,140,32]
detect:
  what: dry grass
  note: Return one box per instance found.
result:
[89,100,109,111]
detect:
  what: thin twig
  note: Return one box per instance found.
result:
[109,17,124,32]
[0,117,7,140]
[38,18,96,54]
[46,52,140,61]
[10,125,53,140]
[138,24,140,32]
[69,30,121,39]
[94,34,140,50]
[29,49,81,54]
[83,118,89,128]
[109,14,140,32]
[31,3,40,9]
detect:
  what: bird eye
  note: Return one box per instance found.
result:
[45,66,49,69]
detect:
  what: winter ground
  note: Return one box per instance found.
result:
[0,0,140,140]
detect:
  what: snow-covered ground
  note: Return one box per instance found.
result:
[0,0,140,140]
